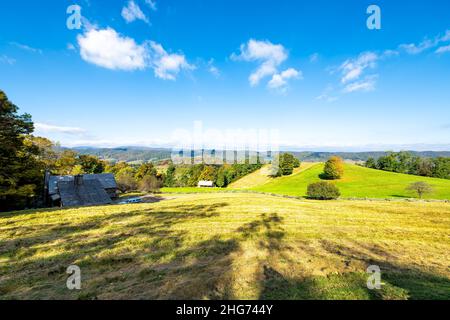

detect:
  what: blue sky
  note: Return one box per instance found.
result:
[1,0,449,150]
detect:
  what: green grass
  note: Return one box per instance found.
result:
[161,187,225,193]
[228,162,317,189]
[252,163,450,200]
[1,193,449,300]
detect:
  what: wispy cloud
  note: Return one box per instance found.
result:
[436,44,450,54]
[309,53,319,63]
[207,59,220,78]
[145,0,157,11]
[399,30,450,55]
[121,0,149,24]
[316,85,339,103]
[339,51,378,84]
[342,75,378,93]
[35,123,87,135]
[0,55,16,65]
[268,68,302,92]
[10,42,42,54]
[231,39,301,91]
[148,41,194,80]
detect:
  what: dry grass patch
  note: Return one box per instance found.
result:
[1,193,449,300]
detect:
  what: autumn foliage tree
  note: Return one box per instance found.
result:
[323,156,344,180]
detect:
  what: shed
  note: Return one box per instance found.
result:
[198,180,214,188]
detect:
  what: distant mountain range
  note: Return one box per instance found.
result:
[71,146,450,163]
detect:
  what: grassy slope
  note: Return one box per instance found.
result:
[252,163,450,199]
[228,162,317,189]
[1,193,449,300]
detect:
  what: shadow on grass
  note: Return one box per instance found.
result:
[0,202,231,299]
[1,201,449,300]
[257,240,450,300]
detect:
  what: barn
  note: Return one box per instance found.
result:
[44,172,118,207]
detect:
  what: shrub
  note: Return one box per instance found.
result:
[116,167,138,192]
[139,175,163,193]
[307,181,341,200]
[323,156,344,180]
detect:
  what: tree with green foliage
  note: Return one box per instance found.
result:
[78,155,105,174]
[135,162,157,180]
[164,164,176,187]
[279,153,296,175]
[116,167,137,193]
[307,181,341,200]
[199,166,217,182]
[365,157,377,169]
[376,153,398,172]
[293,157,301,168]
[406,181,433,199]
[215,169,227,187]
[54,150,78,175]
[187,164,205,187]
[323,156,344,180]
[139,175,163,193]
[0,90,37,210]
[432,157,450,179]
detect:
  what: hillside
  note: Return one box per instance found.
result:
[228,163,317,189]
[251,163,450,199]
[68,146,450,163]
[1,193,449,300]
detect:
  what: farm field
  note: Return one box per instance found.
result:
[251,163,450,200]
[1,193,449,300]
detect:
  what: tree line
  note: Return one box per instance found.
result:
[364,151,450,179]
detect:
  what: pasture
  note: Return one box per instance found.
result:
[1,193,449,300]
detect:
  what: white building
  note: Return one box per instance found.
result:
[198,180,214,188]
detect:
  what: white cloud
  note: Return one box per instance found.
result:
[268,68,301,91]
[121,0,149,24]
[381,49,399,58]
[77,28,147,70]
[148,41,194,80]
[399,30,450,55]
[232,39,300,90]
[339,51,378,84]
[232,39,288,86]
[343,75,377,93]
[436,45,450,54]
[207,59,220,78]
[35,123,87,135]
[76,27,192,80]
[399,40,434,55]
[145,0,157,11]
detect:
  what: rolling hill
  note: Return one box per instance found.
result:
[250,163,450,200]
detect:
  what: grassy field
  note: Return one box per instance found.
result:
[228,163,317,189]
[251,163,450,200]
[1,193,449,300]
